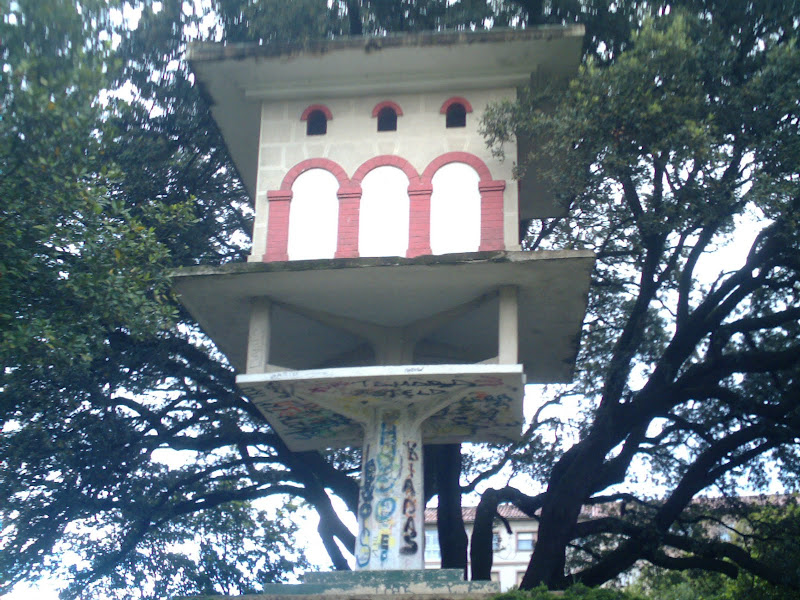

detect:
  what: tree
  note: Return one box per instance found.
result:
[3,0,800,597]
[2,0,510,595]
[629,501,800,600]
[475,0,800,590]
[1,0,307,595]
[70,501,308,600]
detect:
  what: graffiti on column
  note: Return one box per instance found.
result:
[356,527,372,567]
[380,533,391,562]
[359,456,376,520]
[376,419,400,565]
[357,452,376,567]
[376,497,396,522]
[400,440,419,555]
[376,421,401,492]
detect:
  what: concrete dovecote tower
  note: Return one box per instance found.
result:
[174,27,594,595]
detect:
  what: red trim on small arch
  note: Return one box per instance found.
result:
[280,158,349,191]
[371,100,404,118]
[300,104,333,121]
[351,155,420,184]
[421,151,492,182]
[439,96,473,115]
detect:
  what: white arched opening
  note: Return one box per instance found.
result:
[358,166,410,257]
[430,163,481,255]
[287,169,339,260]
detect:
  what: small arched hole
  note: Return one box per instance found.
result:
[306,110,327,135]
[377,106,398,132]
[446,103,466,128]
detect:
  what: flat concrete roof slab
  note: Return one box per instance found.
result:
[237,364,525,451]
[172,250,594,382]
[188,27,584,198]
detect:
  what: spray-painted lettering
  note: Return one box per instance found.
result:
[376,497,396,522]
[400,516,418,555]
[359,456,376,520]
[376,422,401,492]
[400,440,419,555]
[380,533,391,562]
[356,527,371,567]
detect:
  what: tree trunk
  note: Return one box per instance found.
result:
[520,442,607,588]
[433,444,468,577]
[347,0,362,35]
[470,488,500,580]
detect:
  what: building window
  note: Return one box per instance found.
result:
[440,97,472,128]
[516,531,535,552]
[446,102,467,128]
[372,101,403,132]
[377,106,398,131]
[287,168,339,260]
[492,531,503,551]
[491,572,500,582]
[429,162,480,255]
[516,571,527,586]
[424,529,440,562]
[358,166,410,258]
[306,109,327,135]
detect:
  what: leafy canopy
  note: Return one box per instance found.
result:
[2,0,800,597]
[477,1,800,589]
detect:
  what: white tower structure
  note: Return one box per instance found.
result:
[174,27,593,583]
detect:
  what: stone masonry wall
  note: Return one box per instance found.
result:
[250,89,519,261]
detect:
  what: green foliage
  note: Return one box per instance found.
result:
[628,565,733,600]
[0,0,177,370]
[0,1,277,596]
[3,0,800,597]
[478,0,800,590]
[492,583,646,600]
[69,501,308,600]
[626,504,800,600]
[215,0,345,44]
[214,0,530,40]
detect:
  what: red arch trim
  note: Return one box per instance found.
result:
[439,96,473,115]
[351,155,420,184]
[371,100,404,118]
[421,151,493,182]
[280,158,350,191]
[300,104,334,121]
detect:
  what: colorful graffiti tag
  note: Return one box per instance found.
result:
[240,371,523,451]
[376,421,402,492]
[359,456,376,520]
[356,527,371,568]
[400,440,419,555]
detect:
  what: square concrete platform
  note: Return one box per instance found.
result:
[181,569,500,599]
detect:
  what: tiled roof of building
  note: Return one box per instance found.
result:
[424,504,532,524]
[423,495,794,525]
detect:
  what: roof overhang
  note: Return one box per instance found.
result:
[171,249,594,383]
[237,364,525,451]
[188,26,585,198]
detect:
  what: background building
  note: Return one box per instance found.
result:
[425,506,539,591]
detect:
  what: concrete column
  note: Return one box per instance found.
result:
[246,298,272,374]
[356,408,424,570]
[498,286,518,364]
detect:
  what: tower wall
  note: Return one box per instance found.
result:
[250,89,520,261]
